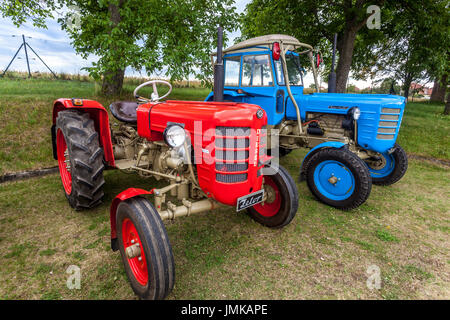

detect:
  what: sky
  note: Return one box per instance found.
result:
[0,0,369,88]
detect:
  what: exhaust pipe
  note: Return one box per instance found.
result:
[213,27,224,102]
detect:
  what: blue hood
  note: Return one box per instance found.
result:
[286,93,406,153]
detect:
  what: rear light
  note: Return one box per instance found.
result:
[272,42,280,61]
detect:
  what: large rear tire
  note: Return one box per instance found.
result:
[116,197,175,300]
[364,143,408,186]
[56,110,105,210]
[305,147,372,210]
[247,165,299,228]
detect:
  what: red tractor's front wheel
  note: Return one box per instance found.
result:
[247,165,299,228]
[116,197,175,300]
[55,110,105,210]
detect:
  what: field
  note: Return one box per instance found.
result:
[0,78,449,300]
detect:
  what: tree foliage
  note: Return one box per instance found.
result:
[352,0,450,98]
[0,0,239,94]
[240,0,386,92]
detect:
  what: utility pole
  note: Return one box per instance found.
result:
[22,35,31,77]
[1,34,58,79]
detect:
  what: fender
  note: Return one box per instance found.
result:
[299,141,347,182]
[110,188,154,251]
[51,98,115,167]
[204,89,246,102]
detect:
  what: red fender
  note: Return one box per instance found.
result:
[109,188,154,250]
[52,98,115,167]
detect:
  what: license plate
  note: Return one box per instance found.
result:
[236,189,264,211]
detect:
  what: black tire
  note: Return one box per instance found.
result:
[305,147,372,210]
[116,197,175,300]
[56,110,105,210]
[367,144,408,186]
[267,147,292,158]
[247,165,299,228]
[279,147,293,157]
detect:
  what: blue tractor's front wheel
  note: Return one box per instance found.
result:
[364,143,408,186]
[305,148,372,210]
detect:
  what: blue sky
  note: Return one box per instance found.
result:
[0,0,250,76]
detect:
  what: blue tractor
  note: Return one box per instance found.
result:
[206,34,408,210]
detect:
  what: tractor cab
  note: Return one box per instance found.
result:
[205,35,316,127]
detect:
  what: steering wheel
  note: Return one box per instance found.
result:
[133,80,172,103]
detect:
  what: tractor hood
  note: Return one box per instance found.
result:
[286,93,406,153]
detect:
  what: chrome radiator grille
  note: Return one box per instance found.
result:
[377,107,401,140]
[215,126,250,183]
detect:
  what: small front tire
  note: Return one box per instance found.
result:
[247,165,299,228]
[116,197,175,300]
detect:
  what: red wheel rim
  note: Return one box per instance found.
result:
[252,176,281,217]
[56,129,72,194]
[122,218,148,286]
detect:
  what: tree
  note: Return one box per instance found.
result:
[352,0,449,99]
[240,0,386,93]
[0,0,239,95]
[430,75,447,103]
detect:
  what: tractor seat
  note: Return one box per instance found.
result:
[109,101,139,123]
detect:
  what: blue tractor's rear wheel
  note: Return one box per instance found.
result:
[305,147,372,210]
[365,143,408,186]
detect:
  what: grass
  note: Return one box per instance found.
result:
[397,102,450,160]
[0,78,449,300]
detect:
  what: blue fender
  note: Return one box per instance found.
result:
[204,90,246,102]
[299,141,347,182]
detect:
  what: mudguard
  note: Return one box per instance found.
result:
[299,141,346,182]
[51,98,115,167]
[109,188,154,251]
[204,89,246,102]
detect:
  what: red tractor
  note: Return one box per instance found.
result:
[50,29,298,300]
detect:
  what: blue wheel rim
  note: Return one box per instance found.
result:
[367,152,395,178]
[313,160,355,201]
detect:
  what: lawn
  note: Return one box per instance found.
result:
[0,78,449,300]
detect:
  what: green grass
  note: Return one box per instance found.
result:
[0,157,448,299]
[0,78,449,300]
[397,102,449,160]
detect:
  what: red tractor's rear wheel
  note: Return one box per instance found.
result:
[116,197,175,300]
[247,165,299,228]
[56,110,105,210]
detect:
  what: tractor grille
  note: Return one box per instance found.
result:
[377,108,401,140]
[215,126,250,183]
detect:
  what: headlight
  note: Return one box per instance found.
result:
[163,124,186,148]
[351,107,361,120]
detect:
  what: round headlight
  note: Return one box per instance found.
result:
[352,107,361,120]
[164,125,186,148]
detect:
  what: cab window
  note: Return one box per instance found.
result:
[224,56,241,86]
[242,55,273,87]
[274,53,304,86]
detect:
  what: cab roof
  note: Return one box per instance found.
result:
[212,34,314,56]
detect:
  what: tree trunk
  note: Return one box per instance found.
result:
[403,74,412,100]
[101,1,125,96]
[335,27,358,93]
[430,74,447,103]
[102,69,125,96]
[444,91,450,115]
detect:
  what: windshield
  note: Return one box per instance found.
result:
[274,53,304,86]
